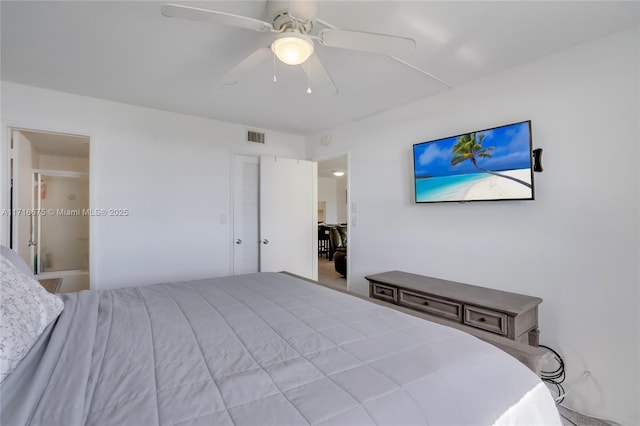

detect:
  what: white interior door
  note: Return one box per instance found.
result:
[232,155,260,274]
[11,130,36,270]
[260,156,317,280]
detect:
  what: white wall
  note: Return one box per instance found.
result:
[0,82,306,289]
[318,177,338,223]
[335,175,348,223]
[307,27,639,426]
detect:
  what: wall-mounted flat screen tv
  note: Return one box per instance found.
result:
[413,120,534,203]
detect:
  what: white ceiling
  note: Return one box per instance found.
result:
[2,1,638,135]
[317,155,347,179]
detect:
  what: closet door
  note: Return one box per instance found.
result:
[232,155,317,280]
[260,156,317,280]
[232,155,260,274]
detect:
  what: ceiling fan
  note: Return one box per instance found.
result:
[161,1,416,95]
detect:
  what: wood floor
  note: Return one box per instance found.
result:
[559,406,611,426]
[317,256,347,291]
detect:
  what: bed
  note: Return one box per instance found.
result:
[1,248,561,425]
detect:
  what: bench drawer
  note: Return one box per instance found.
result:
[464,305,508,336]
[371,282,397,303]
[398,290,462,321]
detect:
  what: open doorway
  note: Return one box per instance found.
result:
[316,155,348,291]
[8,128,90,293]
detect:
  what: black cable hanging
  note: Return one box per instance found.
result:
[539,344,566,404]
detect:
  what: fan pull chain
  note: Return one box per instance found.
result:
[306,60,312,94]
[273,53,277,83]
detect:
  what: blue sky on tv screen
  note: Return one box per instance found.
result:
[413,121,531,178]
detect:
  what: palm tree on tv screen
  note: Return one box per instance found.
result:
[451,132,531,188]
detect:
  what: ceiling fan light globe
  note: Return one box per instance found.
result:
[271,35,314,66]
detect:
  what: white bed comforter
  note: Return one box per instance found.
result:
[1,272,561,425]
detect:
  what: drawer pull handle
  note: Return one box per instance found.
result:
[478,317,486,322]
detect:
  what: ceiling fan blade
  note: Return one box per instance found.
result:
[319,29,415,59]
[222,47,273,85]
[288,0,318,22]
[302,54,338,95]
[161,4,273,32]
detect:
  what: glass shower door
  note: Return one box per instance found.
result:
[34,173,89,274]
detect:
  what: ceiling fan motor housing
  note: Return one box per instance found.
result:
[267,0,313,33]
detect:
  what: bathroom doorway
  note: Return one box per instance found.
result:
[9,128,90,292]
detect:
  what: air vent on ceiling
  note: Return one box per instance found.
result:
[247,130,265,144]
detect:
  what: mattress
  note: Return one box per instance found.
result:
[1,272,561,425]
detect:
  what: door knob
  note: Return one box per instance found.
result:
[235,239,242,244]
[262,239,269,245]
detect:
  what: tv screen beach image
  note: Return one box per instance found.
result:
[413,121,533,203]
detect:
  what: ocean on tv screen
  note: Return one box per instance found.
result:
[415,169,532,202]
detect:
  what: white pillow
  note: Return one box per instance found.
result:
[0,245,35,277]
[0,256,64,383]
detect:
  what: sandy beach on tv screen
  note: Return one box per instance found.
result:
[464,169,532,200]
